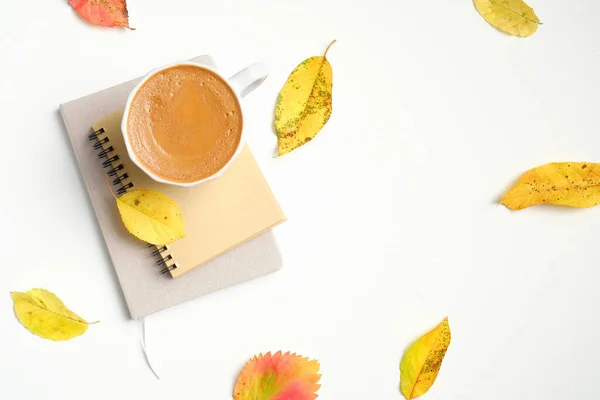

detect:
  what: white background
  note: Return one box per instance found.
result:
[1,0,599,398]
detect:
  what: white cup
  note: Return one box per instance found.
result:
[121,61,268,187]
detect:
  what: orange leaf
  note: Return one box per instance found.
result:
[69,0,134,30]
[234,351,321,400]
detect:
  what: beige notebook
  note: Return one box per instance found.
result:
[93,111,285,278]
[60,55,285,319]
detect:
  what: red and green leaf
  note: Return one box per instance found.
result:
[234,351,321,400]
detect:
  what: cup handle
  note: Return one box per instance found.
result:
[229,62,269,98]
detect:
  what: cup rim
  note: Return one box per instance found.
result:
[121,61,246,188]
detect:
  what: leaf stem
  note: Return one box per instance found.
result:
[323,39,337,59]
[88,320,100,325]
[105,174,117,199]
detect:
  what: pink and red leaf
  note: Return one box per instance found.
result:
[234,351,321,400]
[69,0,134,30]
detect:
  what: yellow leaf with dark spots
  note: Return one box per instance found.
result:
[400,318,451,399]
[473,0,541,37]
[116,189,185,245]
[275,40,336,156]
[11,289,97,341]
[501,162,600,210]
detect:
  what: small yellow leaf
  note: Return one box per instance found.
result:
[473,0,541,37]
[275,40,336,156]
[400,317,451,400]
[11,289,97,341]
[116,189,185,246]
[501,162,600,210]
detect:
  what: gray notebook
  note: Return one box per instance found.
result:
[59,55,283,319]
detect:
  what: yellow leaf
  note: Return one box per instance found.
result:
[116,189,185,246]
[275,40,336,156]
[10,289,97,341]
[400,318,451,400]
[473,0,541,37]
[501,162,600,210]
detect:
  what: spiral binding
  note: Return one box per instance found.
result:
[89,127,178,274]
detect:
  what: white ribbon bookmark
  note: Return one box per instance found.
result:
[141,317,161,379]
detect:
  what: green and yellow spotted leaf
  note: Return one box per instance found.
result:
[400,317,451,399]
[275,40,336,156]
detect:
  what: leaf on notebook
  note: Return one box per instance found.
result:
[68,0,135,30]
[501,162,600,210]
[275,40,336,156]
[10,289,98,341]
[400,318,451,399]
[116,189,185,246]
[234,351,321,400]
[473,0,540,37]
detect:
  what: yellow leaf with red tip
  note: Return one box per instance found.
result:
[234,351,321,400]
[69,0,134,30]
